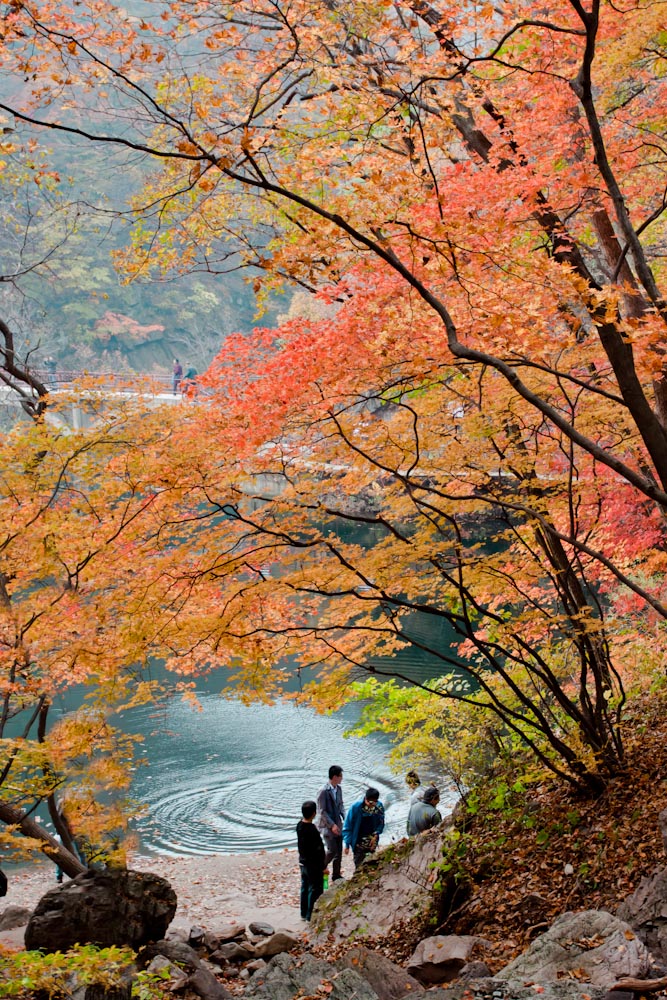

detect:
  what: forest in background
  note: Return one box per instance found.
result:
[0,117,263,377]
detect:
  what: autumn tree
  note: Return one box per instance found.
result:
[0,392,211,871]
[3,1,667,792]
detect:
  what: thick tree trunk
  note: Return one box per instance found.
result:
[0,318,49,421]
[591,208,647,320]
[0,801,87,878]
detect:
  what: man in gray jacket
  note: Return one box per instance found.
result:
[407,785,442,836]
[316,765,345,881]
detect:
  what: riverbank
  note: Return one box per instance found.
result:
[3,849,339,938]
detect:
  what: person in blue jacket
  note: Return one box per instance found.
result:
[342,787,385,868]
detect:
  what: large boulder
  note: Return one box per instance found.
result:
[618,865,667,969]
[309,825,446,947]
[245,953,378,1000]
[0,905,32,931]
[497,910,653,988]
[336,945,424,1000]
[25,868,176,952]
[407,934,485,985]
[421,979,609,1000]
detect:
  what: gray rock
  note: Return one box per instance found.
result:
[187,966,233,1000]
[248,921,275,936]
[146,955,189,990]
[618,865,667,967]
[245,953,378,1000]
[659,809,667,853]
[165,925,190,944]
[253,930,300,958]
[209,950,228,967]
[337,945,424,1000]
[214,940,256,962]
[416,978,608,1000]
[309,825,449,948]
[497,910,652,988]
[25,869,176,953]
[209,921,246,943]
[140,938,202,971]
[189,925,206,947]
[407,935,483,985]
[246,959,267,973]
[457,961,492,980]
[0,905,32,930]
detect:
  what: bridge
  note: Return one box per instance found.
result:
[33,367,190,392]
[0,368,197,429]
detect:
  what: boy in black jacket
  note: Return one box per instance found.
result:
[296,800,327,920]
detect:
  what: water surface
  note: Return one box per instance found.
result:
[122,692,454,855]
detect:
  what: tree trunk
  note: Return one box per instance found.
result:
[0,801,87,878]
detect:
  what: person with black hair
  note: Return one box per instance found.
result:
[342,787,385,868]
[296,800,326,920]
[316,764,345,881]
[407,785,442,836]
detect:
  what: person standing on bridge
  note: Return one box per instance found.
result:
[44,356,57,388]
[172,358,183,394]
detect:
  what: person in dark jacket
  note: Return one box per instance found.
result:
[296,800,327,920]
[316,764,345,881]
[407,785,442,836]
[342,787,385,868]
[172,358,183,394]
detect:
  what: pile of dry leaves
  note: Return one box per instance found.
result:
[429,691,667,971]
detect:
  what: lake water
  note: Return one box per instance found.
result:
[119,687,455,856]
[17,592,462,860]
[118,599,465,856]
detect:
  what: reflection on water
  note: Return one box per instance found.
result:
[120,693,456,857]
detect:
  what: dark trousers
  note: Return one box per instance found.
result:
[322,832,343,879]
[353,846,375,868]
[300,865,324,920]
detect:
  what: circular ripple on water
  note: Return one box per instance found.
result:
[125,695,435,856]
[138,769,335,854]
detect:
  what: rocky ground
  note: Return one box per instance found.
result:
[2,848,342,943]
